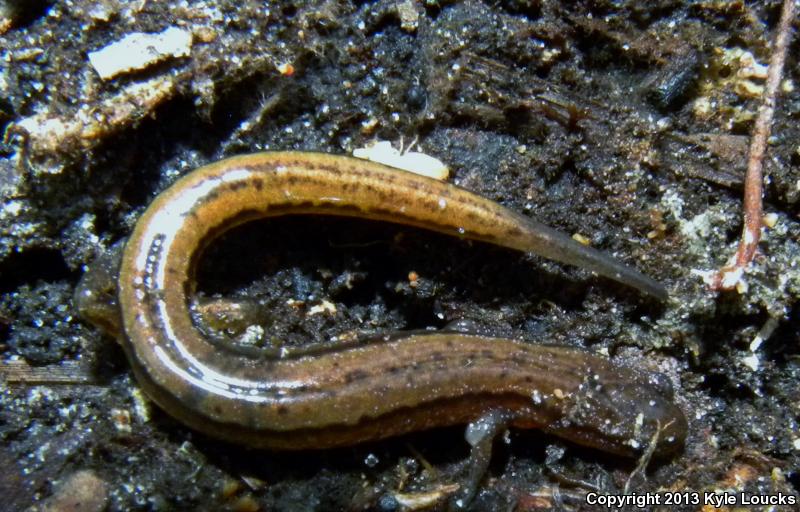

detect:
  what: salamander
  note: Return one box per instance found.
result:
[74,151,684,463]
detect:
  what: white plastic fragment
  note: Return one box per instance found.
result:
[741,353,759,371]
[88,26,193,80]
[353,140,450,180]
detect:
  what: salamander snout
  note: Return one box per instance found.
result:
[74,240,125,340]
[548,373,687,458]
[607,380,688,457]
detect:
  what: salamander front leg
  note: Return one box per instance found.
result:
[450,409,519,510]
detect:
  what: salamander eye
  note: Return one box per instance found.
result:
[442,318,481,335]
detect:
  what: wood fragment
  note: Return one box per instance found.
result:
[662,133,749,189]
[0,360,99,385]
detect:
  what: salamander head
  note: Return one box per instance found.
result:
[73,240,125,340]
[547,373,688,458]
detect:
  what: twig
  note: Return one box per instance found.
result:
[707,0,795,292]
[623,419,663,494]
[0,360,99,385]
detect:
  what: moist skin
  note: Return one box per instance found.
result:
[75,152,684,457]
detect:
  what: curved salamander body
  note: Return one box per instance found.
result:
[75,152,685,457]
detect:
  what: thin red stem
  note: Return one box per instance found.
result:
[709,0,795,291]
